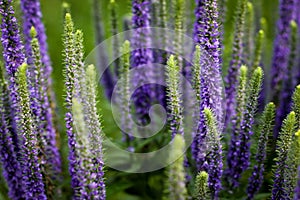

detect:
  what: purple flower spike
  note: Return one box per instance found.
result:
[193,0,223,126]
[17,63,47,200]
[0,0,25,142]
[192,0,224,171]
[131,0,154,125]
[0,68,25,199]
[29,27,61,197]
[0,0,26,198]
[19,2,61,183]
[270,0,295,105]
[20,0,51,78]
[224,0,247,127]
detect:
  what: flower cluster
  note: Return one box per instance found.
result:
[0,0,300,199]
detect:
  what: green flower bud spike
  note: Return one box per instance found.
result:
[164,134,187,200]
[194,171,209,200]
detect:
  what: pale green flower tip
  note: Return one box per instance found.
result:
[247,2,253,11]
[123,40,131,53]
[203,108,212,118]
[296,85,300,90]
[289,111,296,119]
[30,26,37,38]
[86,64,96,77]
[260,17,266,24]
[167,55,178,69]
[260,17,267,29]
[110,0,115,4]
[195,45,201,52]
[75,29,83,36]
[198,171,209,181]
[124,40,130,46]
[254,66,263,77]
[240,65,248,75]
[290,20,297,29]
[72,98,82,114]
[65,13,72,22]
[295,130,300,137]
[173,134,185,151]
[62,2,70,9]
[19,63,28,74]
[168,55,175,63]
[268,102,275,108]
[258,29,264,37]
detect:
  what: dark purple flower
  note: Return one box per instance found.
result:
[276,20,298,136]
[131,0,154,125]
[27,27,61,197]
[92,0,115,100]
[226,67,263,188]
[0,0,25,148]
[0,69,25,199]
[63,13,82,197]
[270,0,295,105]
[20,2,61,186]
[192,0,223,171]
[203,108,223,199]
[224,0,247,127]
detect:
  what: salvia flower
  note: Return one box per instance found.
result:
[92,0,115,100]
[270,0,295,105]
[203,108,223,199]
[119,40,134,143]
[85,65,106,199]
[131,0,154,125]
[0,0,26,146]
[271,111,296,200]
[224,0,247,127]
[109,0,120,77]
[63,13,81,196]
[173,0,184,58]
[0,1,26,197]
[29,26,61,196]
[16,63,46,199]
[237,67,263,184]
[0,64,24,199]
[252,30,264,72]
[164,134,187,200]
[284,130,300,199]
[243,2,254,67]
[191,46,206,170]
[166,55,183,137]
[20,4,59,177]
[193,0,223,125]
[158,0,167,57]
[192,0,224,171]
[246,102,276,200]
[276,20,299,135]
[73,29,87,102]
[20,0,51,77]
[226,67,263,188]
[225,65,248,187]
[194,171,209,200]
[72,98,91,199]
